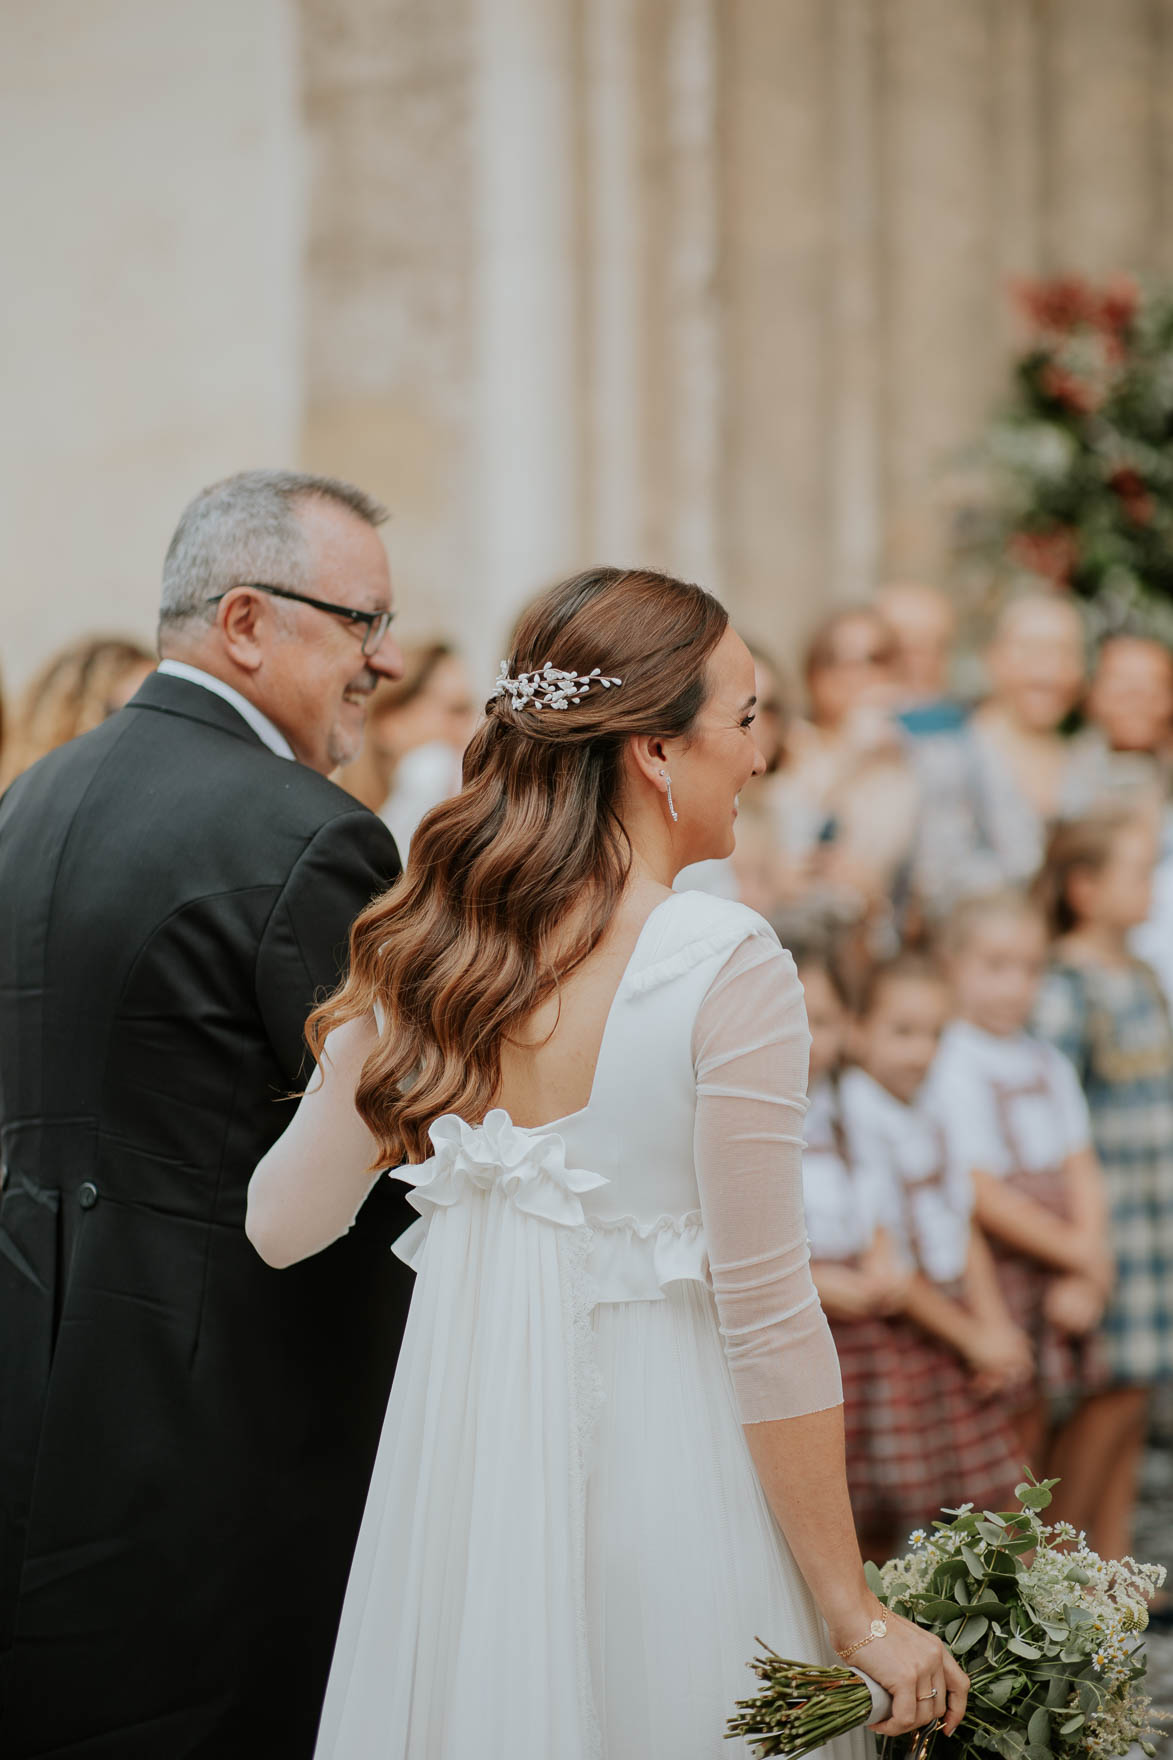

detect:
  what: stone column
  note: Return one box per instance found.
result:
[582,0,643,562]
[721,0,831,653]
[880,0,997,584]
[826,0,882,606]
[1045,0,1155,275]
[470,0,581,673]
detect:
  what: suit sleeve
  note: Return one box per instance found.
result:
[255,808,401,1087]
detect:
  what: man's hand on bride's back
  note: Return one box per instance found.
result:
[834,1606,969,1739]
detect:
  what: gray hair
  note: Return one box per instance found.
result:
[158,469,388,642]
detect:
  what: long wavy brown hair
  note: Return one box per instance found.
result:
[308,566,728,1165]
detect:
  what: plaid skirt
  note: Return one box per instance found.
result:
[990,1167,1111,1406]
[833,1306,1021,1541]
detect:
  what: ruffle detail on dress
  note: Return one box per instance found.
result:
[587,1208,708,1303]
[626,920,776,997]
[392,1110,610,1268]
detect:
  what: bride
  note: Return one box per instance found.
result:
[246,567,968,1758]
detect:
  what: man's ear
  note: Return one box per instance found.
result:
[217,590,268,676]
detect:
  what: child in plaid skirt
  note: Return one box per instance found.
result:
[840,953,1026,1550]
[794,947,910,1558]
[1031,809,1173,1563]
[926,887,1114,1541]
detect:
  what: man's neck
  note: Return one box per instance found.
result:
[156,658,297,763]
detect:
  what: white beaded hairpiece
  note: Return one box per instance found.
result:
[492,660,623,711]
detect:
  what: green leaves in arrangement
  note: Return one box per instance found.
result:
[965,276,1173,648]
[726,1472,1167,1760]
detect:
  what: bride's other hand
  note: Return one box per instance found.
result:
[831,1606,969,1738]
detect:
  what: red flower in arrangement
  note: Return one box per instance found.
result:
[1108,465,1155,525]
[1009,526,1080,584]
[1038,361,1103,413]
[1098,273,1141,336]
[1013,274,1096,334]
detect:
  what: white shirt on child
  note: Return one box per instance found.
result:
[801,1076,891,1261]
[838,1065,973,1285]
[924,1019,1090,1181]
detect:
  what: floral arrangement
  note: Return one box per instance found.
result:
[727,1476,1166,1760]
[973,274,1173,641]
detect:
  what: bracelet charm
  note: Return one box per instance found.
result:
[835,1617,888,1661]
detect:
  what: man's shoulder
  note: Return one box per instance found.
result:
[1,697,397,884]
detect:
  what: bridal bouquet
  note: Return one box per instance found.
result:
[727,1476,1166,1760]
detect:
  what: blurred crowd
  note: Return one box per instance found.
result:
[3,578,1172,1576]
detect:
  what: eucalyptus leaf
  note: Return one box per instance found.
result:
[984,1675,1017,1708]
[1028,1707,1050,1746]
[918,1597,965,1621]
[961,1545,987,1577]
[1060,1714,1085,1733]
[1008,1637,1042,1660]
[978,1522,1008,1544]
[864,1559,885,1595]
[954,1615,990,1653]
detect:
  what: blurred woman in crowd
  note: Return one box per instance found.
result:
[769,607,920,948]
[913,594,1114,919]
[0,635,155,791]
[336,641,477,851]
[875,581,967,738]
[1086,632,1173,787]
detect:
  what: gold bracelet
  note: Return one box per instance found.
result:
[835,1617,888,1661]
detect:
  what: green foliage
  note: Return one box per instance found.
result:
[726,1472,1166,1760]
[972,276,1173,642]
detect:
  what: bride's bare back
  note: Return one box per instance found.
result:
[493,882,672,1129]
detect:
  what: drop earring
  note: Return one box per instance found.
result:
[659,769,679,823]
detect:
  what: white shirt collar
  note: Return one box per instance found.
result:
[156,660,296,761]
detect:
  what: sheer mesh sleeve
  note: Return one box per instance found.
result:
[692,934,844,1424]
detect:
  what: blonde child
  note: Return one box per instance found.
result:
[1031,810,1173,1562]
[793,947,907,1554]
[839,952,1026,1546]
[927,887,1114,1528]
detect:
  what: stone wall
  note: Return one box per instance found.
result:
[0,0,302,688]
[7,0,1173,691]
[301,0,1173,683]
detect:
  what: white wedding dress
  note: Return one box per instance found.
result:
[250,890,873,1760]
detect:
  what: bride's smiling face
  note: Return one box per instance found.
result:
[662,627,767,864]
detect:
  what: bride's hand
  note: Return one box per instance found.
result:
[831,1605,969,1738]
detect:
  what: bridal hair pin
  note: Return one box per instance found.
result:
[492,660,623,712]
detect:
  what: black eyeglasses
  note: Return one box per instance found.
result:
[207,583,395,656]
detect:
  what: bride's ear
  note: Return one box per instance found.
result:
[625,732,672,794]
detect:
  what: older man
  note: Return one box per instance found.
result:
[0,471,414,1757]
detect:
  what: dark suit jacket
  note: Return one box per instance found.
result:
[0,672,413,1758]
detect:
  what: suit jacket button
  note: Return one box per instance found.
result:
[78,1181,99,1210]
